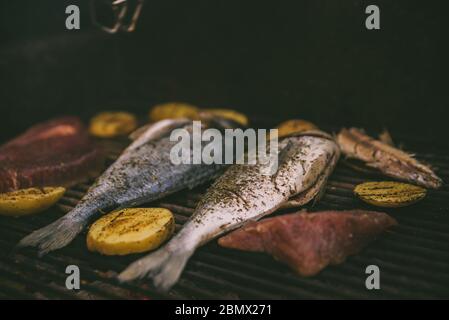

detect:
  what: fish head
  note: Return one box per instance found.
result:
[275,135,340,196]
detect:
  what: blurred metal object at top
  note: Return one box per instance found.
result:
[90,0,145,33]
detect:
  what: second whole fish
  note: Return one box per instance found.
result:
[18,119,231,255]
[118,130,340,291]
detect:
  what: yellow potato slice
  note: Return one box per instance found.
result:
[201,108,249,126]
[87,208,175,256]
[89,111,138,138]
[149,102,200,122]
[276,119,318,138]
[0,187,66,216]
[354,181,426,208]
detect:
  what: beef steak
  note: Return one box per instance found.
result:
[0,116,104,193]
[218,210,397,276]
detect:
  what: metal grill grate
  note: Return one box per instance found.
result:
[0,129,448,299]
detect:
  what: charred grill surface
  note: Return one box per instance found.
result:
[0,130,448,299]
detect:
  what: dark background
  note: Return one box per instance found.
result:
[0,0,448,144]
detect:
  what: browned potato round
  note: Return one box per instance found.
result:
[276,119,318,138]
[149,102,200,122]
[354,181,426,208]
[201,108,249,126]
[87,208,175,255]
[89,111,138,138]
[0,187,65,216]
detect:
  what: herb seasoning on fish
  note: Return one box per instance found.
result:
[18,119,232,255]
[118,130,340,291]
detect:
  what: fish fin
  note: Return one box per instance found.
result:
[311,176,328,207]
[17,216,85,256]
[378,128,395,147]
[282,175,326,209]
[118,245,194,292]
[127,118,191,151]
[283,189,316,209]
[128,124,152,140]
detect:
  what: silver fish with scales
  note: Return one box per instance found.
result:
[18,119,230,255]
[118,130,340,291]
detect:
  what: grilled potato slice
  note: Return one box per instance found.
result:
[354,181,426,208]
[0,187,65,216]
[276,119,318,138]
[201,108,249,126]
[149,102,200,122]
[89,111,138,138]
[87,208,175,255]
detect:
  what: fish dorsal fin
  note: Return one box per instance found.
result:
[126,118,191,152]
[378,129,395,147]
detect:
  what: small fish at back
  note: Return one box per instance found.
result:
[337,128,442,189]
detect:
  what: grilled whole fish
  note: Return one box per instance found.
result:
[18,119,229,255]
[118,130,340,291]
[337,128,442,189]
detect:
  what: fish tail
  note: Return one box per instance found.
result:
[17,215,87,256]
[118,243,195,292]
